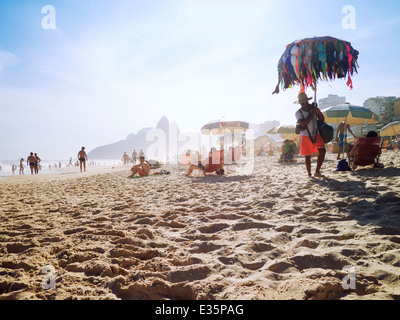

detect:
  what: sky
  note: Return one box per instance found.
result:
[0,0,399,160]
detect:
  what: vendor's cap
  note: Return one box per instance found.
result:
[295,92,312,104]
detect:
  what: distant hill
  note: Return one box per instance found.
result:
[87,127,153,160]
[87,116,180,160]
[87,117,281,160]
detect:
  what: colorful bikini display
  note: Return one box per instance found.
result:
[272,36,359,95]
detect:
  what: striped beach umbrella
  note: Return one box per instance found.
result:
[380,121,400,138]
[322,104,380,125]
[201,117,249,135]
[267,125,299,140]
[267,125,296,135]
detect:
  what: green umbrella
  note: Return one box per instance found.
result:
[322,103,380,125]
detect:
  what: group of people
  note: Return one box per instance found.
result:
[295,92,383,177]
[25,152,42,175]
[127,147,225,178]
[16,147,88,175]
[122,149,145,166]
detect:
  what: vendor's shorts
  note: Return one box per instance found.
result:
[300,134,326,156]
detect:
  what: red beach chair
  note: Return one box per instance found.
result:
[348,137,383,170]
[203,149,224,175]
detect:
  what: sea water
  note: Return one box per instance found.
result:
[0,159,123,177]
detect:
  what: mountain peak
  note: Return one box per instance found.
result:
[156,116,169,129]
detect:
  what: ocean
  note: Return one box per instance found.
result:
[0,159,123,177]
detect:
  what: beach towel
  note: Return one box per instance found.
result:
[128,170,170,179]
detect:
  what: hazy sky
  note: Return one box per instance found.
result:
[0,0,399,159]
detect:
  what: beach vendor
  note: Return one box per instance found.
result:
[295,92,326,178]
[128,156,150,177]
[336,120,356,160]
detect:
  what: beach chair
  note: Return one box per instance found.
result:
[348,137,383,170]
[178,153,191,170]
[203,149,224,175]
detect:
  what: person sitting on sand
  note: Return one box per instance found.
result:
[128,156,150,177]
[185,147,224,177]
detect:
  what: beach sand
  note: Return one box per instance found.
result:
[1,151,400,300]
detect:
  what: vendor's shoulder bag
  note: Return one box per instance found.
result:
[317,119,334,143]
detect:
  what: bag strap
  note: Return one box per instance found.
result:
[299,108,316,143]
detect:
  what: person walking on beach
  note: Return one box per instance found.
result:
[77,147,88,172]
[295,92,326,178]
[34,153,41,174]
[27,152,37,175]
[128,155,150,177]
[122,152,129,166]
[19,158,24,175]
[68,157,73,167]
[336,120,356,160]
[132,150,137,164]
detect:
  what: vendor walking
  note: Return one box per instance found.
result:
[295,92,326,178]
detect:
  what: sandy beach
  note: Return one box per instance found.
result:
[1,150,400,300]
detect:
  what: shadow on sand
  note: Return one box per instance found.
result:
[311,166,400,235]
[190,174,254,184]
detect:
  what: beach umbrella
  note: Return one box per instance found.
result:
[272,36,359,99]
[322,104,380,125]
[380,121,400,138]
[201,117,249,135]
[267,125,299,141]
[267,125,296,135]
[201,117,249,169]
